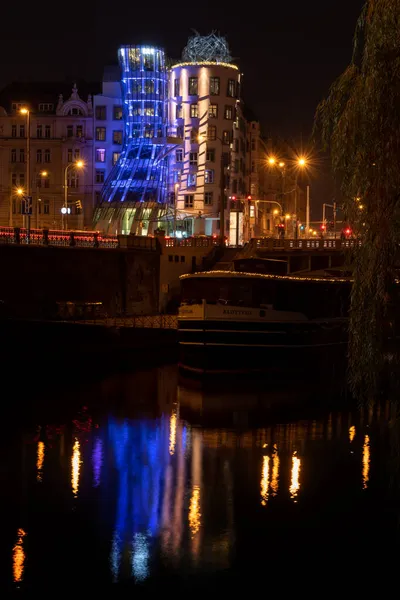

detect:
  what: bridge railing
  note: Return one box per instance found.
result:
[0,227,119,248]
[165,236,219,248]
[254,238,361,250]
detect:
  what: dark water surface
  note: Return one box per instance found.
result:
[2,365,400,593]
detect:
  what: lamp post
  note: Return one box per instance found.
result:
[20,108,30,229]
[36,170,48,228]
[294,157,307,239]
[64,160,84,230]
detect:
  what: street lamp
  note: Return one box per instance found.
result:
[20,108,30,229]
[36,170,49,228]
[64,160,84,230]
[294,156,307,239]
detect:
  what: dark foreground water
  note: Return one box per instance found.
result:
[2,364,400,593]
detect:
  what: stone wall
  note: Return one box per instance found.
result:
[0,244,160,318]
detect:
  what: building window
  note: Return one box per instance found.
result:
[189,152,198,167]
[67,149,73,162]
[176,125,183,138]
[39,103,53,112]
[143,55,154,70]
[205,191,213,205]
[251,138,256,151]
[184,194,194,208]
[144,105,154,116]
[68,108,83,116]
[224,105,233,120]
[95,105,107,120]
[113,130,122,144]
[174,78,180,97]
[19,173,25,187]
[74,149,80,160]
[44,177,50,188]
[176,148,183,162]
[205,169,214,184]
[112,152,120,165]
[45,125,51,138]
[190,103,198,118]
[206,148,215,162]
[37,125,43,138]
[11,102,23,112]
[76,125,83,138]
[208,126,217,141]
[11,149,16,163]
[222,130,231,145]
[208,104,218,118]
[173,170,181,183]
[19,149,25,162]
[44,149,51,163]
[227,79,236,97]
[12,199,16,214]
[251,160,256,173]
[67,171,79,188]
[11,125,17,138]
[188,77,198,95]
[12,173,17,187]
[96,148,106,163]
[43,199,50,214]
[113,105,123,120]
[190,128,198,143]
[67,125,73,138]
[96,170,105,184]
[187,173,196,188]
[176,104,183,119]
[96,127,106,141]
[210,77,220,96]
[19,125,25,138]
[36,149,42,163]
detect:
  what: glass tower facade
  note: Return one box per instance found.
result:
[94,45,169,233]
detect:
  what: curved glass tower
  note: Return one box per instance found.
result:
[95,45,169,234]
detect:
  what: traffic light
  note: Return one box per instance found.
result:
[320,224,326,231]
[247,195,252,201]
[76,200,82,210]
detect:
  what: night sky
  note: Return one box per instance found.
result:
[1,0,365,210]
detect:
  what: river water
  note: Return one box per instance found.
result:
[2,364,400,593]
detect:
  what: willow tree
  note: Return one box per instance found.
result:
[315,0,400,398]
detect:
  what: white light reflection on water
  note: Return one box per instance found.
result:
[289,452,301,502]
[132,532,150,581]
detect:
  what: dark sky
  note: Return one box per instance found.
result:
[1,0,365,210]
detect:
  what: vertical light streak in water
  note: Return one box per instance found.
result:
[289,452,301,502]
[92,437,103,488]
[172,425,186,558]
[363,434,370,489]
[260,455,270,506]
[169,407,177,456]
[132,532,149,582]
[71,438,81,498]
[349,426,356,443]
[189,486,201,535]
[189,430,202,559]
[36,441,45,482]
[271,445,280,496]
[13,529,26,584]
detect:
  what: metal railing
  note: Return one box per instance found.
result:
[165,236,219,248]
[0,226,118,248]
[254,238,361,251]
[70,314,178,329]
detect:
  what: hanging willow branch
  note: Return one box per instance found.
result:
[314,0,400,400]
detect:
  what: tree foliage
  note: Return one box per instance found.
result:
[315,1,400,399]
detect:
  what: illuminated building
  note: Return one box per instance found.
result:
[94,45,176,235]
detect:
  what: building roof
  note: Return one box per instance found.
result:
[0,81,101,114]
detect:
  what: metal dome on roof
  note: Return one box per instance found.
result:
[182,32,233,63]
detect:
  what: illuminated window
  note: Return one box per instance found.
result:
[227,79,236,97]
[187,173,196,188]
[210,77,220,96]
[19,125,25,138]
[184,194,194,208]
[44,149,51,163]
[205,169,214,184]
[37,125,43,138]
[176,148,183,162]
[143,55,154,71]
[43,199,50,214]
[189,152,198,167]
[96,127,106,141]
[222,130,231,145]
[205,191,213,205]
[208,126,216,141]
[113,105,122,121]
[144,106,155,116]
[45,125,51,138]
[96,170,105,184]
[176,104,183,119]
[11,125,16,138]
[174,78,180,96]
[189,77,198,95]
[76,125,83,138]
[144,126,154,138]
[19,149,25,162]
[224,105,233,120]
[209,104,218,118]
[95,105,107,120]
[95,148,106,163]
[206,148,215,162]
[112,152,120,165]
[144,81,155,94]
[67,125,73,138]
[11,149,16,163]
[113,130,122,144]
[36,149,42,163]
[190,103,198,118]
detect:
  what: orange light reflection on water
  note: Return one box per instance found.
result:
[260,455,270,506]
[13,528,26,583]
[349,426,356,443]
[271,445,279,496]
[36,441,45,482]
[71,438,81,497]
[169,409,177,456]
[363,434,370,489]
[189,485,201,537]
[289,452,301,502]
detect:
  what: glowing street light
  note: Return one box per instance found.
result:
[268,157,276,166]
[273,209,280,216]
[16,187,24,196]
[298,157,307,167]
[64,160,85,230]
[279,161,285,168]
